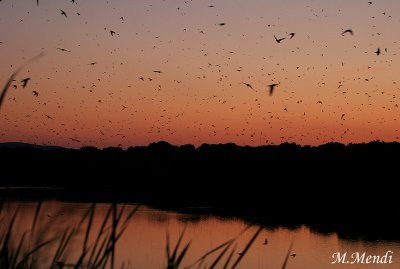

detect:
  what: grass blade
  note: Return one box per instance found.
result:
[281,240,294,269]
[230,226,263,269]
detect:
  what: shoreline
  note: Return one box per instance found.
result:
[1,187,399,242]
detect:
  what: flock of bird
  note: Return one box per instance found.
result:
[0,0,399,147]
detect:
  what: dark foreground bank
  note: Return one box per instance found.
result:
[1,141,400,240]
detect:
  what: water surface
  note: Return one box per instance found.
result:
[1,200,398,269]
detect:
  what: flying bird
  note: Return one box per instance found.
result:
[263,238,268,245]
[60,9,67,17]
[341,29,354,36]
[274,35,285,43]
[375,48,381,56]
[21,78,30,88]
[153,70,162,73]
[0,52,45,111]
[89,62,97,65]
[288,32,295,39]
[290,253,296,258]
[45,114,53,119]
[268,83,279,96]
[242,83,254,90]
[218,23,226,26]
[110,30,116,36]
[32,90,39,97]
[56,47,71,52]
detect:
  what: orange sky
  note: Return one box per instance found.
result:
[0,0,399,148]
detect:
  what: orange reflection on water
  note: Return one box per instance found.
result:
[1,201,399,269]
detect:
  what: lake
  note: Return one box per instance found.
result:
[0,200,399,269]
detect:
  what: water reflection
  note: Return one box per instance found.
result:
[0,200,399,269]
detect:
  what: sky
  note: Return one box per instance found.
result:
[0,0,399,148]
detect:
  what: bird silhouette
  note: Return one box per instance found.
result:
[21,78,30,88]
[153,70,162,73]
[375,48,381,56]
[45,114,53,119]
[89,62,97,65]
[32,90,39,97]
[288,32,295,39]
[56,48,71,52]
[110,30,116,36]
[0,52,44,111]
[274,35,285,43]
[263,238,268,245]
[60,9,67,18]
[242,83,254,90]
[290,253,296,258]
[341,29,354,36]
[268,83,279,96]
[218,23,226,26]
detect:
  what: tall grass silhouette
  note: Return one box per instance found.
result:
[0,200,294,269]
[0,200,139,269]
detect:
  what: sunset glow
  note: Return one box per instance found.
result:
[1,0,399,148]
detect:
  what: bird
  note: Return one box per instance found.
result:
[263,238,268,245]
[341,29,354,36]
[274,35,285,43]
[32,90,39,97]
[242,83,254,90]
[375,48,381,56]
[71,0,76,3]
[110,30,116,36]
[89,62,97,65]
[56,48,71,52]
[153,70,162,73]
[218,23,226,26]
[368,1,372,5]
[288,32,295,39]
[21,78,30,88]
[45,114,53,119]
[60,9,67,18]
[290,253,296,258]
[268,83,279,96]
[0,52,44,111]
[208,5,215,7]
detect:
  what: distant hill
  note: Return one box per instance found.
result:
[0,142,65,150]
